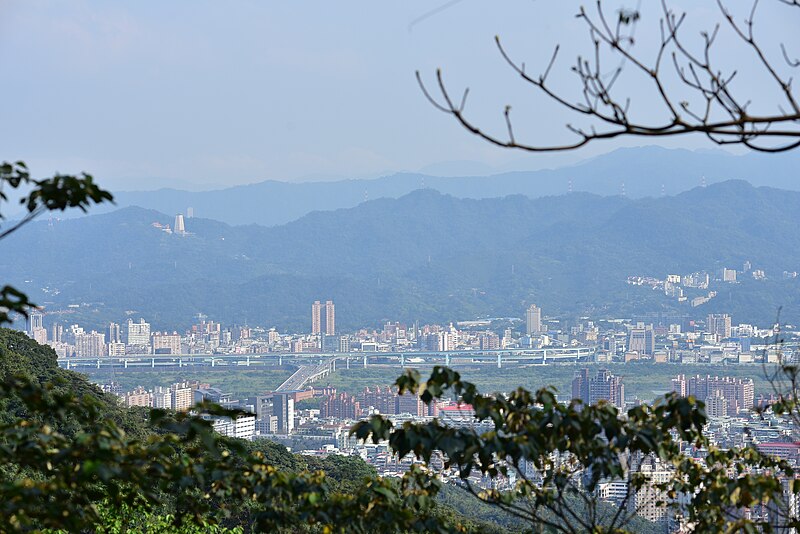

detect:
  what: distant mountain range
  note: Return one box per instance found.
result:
[72,146,800,227]
[3,180,799,331]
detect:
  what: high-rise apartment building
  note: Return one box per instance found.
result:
[359,386,396,414]
[152,332,182,354]
[395,392,425,416]
[50,323,63,344]
[572,368,625,410]
[311,300,335,335]
[27,310,44,333]
[572,368,591,404]
[355,387,432,417]
[627,323,655,356]
[423,331,455,352]
[108,342,126,356]
[152,387,172,409]
[125,386,152,408]
[590,369,625,410]
[311,301,322,334]
[30,327,47,345]
[672,374,754,416]
[127,318,151,346]
[273,393,295,433]
[526,304,542,335]
[208,414,255,440]
[74,331,106,357]
[320,393,360,419]
[479,332,500,350]
[267,329,280,344]
[705,390,728,419]
[706,313,732,340]
[324,300,335,335]
[27,310,47,344]
[106,322,121,344]
[171,382,194,411]
[627,455,674,529]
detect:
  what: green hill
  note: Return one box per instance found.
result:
[2,180,799,331]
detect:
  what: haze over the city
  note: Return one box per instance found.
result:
[1,0,796,191]
[5,1,800,532]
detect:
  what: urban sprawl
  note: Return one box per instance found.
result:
[20,283,800,531]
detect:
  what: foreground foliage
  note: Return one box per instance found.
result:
[0,329,463,533]
[0,161,112,325]
[353,366,800,533]
[4,325,800,532]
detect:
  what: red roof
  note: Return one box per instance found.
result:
[438,404,474,412]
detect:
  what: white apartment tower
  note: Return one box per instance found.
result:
[126,318,151,346]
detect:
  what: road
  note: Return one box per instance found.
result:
[276,360,333,391]
[57,346,597,373]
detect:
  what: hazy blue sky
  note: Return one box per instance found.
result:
[0,1,795,190]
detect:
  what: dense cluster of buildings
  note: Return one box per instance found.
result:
[671,374,755,418]
[24,290,796,376]
[26,288,800,532]
[106,356,800,534]
[320,386,439,419]
[627,262,797,309]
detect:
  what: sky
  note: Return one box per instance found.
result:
[0,1,796,191]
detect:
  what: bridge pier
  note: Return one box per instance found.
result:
[124,359,128,369]
[211,358,215,367]
[346,357,350,370]
[66,359,70,370]
[279,355,283,366]
[401,354,405,368]
[543,349,547,365]
[246,355,250,367]
[497,353,502,369]
[96,358,100,369]
[363,354,367,368]
[151,358,155,368]
[445,353,450,367]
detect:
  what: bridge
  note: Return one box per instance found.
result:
[276,360,336,391]
[57,346,595,373]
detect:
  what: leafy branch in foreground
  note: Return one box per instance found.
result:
[352,366,800,533]
[0,373,459,533]
[0,161,113,323]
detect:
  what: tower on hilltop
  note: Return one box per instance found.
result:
[174,214,186,235]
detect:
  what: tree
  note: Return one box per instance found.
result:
[0,329,458,532]
[418,0,800,153]
[352,366,800,533]
[409,3,800,528]
[6,2,800,530]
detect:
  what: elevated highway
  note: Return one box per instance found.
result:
[276,360,335,391]
[58,346,595,373]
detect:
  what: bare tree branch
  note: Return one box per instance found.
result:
[418,0,800,153]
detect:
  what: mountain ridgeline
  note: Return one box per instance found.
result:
[3,180,800,331]
[82,146,800,227]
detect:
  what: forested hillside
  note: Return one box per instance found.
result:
[0,328,517,532]
[2,180,799,331]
